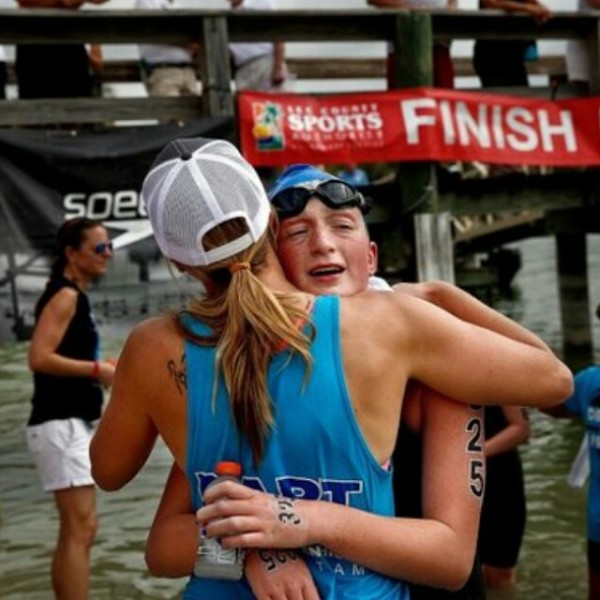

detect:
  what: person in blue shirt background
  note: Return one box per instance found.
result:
[542,303,600,600]
[337,162,370,187]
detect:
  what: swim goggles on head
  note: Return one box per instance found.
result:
[270,180,369,219]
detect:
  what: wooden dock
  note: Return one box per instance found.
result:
[0,8,599,364]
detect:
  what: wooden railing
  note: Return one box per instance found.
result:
[1,8,599,360]
[2,55,569,86]
[0,8,598,126]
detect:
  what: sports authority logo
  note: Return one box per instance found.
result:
[251,101,285,151]
[286,103,384,143]
[250,99,385,152]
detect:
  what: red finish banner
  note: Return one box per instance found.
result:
[238,88,600,167]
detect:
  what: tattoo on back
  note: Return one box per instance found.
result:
[167,353,186,395]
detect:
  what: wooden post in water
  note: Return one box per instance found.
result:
[556,233,592,369]
[385,12,445,282]
[587,17,600,94]
[552,25,600,368]
[200,16,234,117]
[415,212,455,283]
[552,209,593,369]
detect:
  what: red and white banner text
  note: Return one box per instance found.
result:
[238,88,600,167]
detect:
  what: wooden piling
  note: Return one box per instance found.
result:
[549,207,594,368]
[388,13,446,282]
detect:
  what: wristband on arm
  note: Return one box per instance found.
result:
[91,360,100,379]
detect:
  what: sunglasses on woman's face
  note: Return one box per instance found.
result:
[270,180,369,219]
[93,242,114,255]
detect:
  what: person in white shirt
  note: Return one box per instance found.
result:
[136,0,199,97]
[228,0,288,91]
[566,0,600,88]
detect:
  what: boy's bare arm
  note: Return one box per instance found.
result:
[394,280,551,352]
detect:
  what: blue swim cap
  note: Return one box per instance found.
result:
[268,164,346,200]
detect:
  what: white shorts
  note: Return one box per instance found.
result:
[26,418,96,492]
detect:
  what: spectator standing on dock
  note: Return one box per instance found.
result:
[135,0,199,97]
[566,0,600,91]
[478,406,530,590]
[228,0,289,91]
[15,0,109,100]
[471,0,551,177]
[367,0,457,90]
[542,303,600,600]
[473,0,551,88]
[26,217,116,600]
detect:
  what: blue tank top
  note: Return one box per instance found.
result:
[183,295,409,599]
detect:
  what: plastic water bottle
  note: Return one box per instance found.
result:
[193,461,244,580]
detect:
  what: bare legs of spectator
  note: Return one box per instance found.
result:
[52,486,97,600]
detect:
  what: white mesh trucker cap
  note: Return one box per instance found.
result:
[141,138,271,266]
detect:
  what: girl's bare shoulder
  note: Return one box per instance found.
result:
[122,314,182,358]
[342,288,422,322]
[340,290,419,345]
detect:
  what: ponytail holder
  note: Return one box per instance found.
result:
[229,261,251,274]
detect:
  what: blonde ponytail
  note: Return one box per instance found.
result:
[176,219,313,465]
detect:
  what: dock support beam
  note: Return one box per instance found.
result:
[200,16,234,117]
[388,12,440,282]
[415,212,455,283]
[556,232,593,369]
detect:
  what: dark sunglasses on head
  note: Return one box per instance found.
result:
[270,180,369,219]
[94,242,113,255]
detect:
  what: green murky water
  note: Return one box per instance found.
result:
[0,236,594,599]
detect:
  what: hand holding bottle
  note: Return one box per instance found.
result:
[197,479,311,552]
[194,461,244,580]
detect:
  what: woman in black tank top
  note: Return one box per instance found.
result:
[26,217,116,598]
